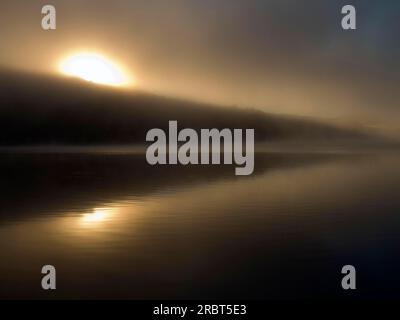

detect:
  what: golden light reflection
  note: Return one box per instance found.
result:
[80,208,113,226]
[59,52,132,86]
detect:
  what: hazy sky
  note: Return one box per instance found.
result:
[1,0,399,132]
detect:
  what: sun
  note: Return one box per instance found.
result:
[59,53,130,86]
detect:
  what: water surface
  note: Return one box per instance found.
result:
[1,151,399,299]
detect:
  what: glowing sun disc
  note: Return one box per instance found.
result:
[60,53,128,86]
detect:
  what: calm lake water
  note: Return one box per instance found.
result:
[1,150,400,299]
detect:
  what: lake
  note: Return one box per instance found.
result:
[0,150,399,299]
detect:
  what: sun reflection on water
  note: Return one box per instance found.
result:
[79,207,116,229]
[81,208,110,223]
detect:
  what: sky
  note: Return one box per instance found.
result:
[0,0,399,133]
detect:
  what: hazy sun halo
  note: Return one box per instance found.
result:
[60,53,130,86]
